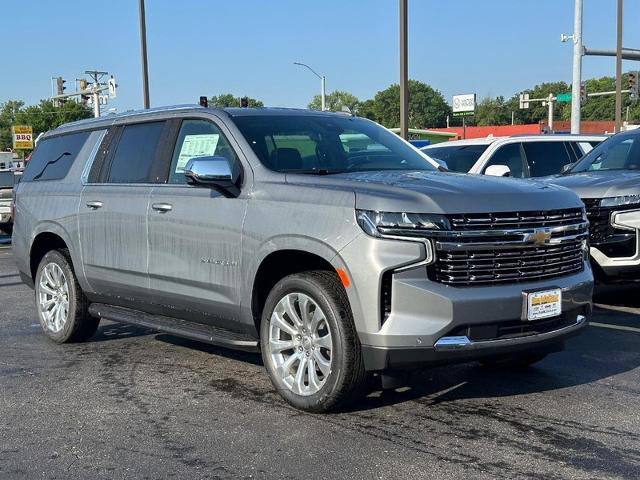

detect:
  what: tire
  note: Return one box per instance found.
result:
[260,271,366,412]
[480,352,548,369]
[34,249,99,343]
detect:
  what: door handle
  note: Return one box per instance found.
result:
[86,201,103,209]
[152,203,173,213]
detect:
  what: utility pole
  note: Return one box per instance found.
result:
[138,0,150,109]
[85,70,109,118]
[570,0,583,134]
[547,93,554,131]
[615,0,623,132]
[399,0,409,139]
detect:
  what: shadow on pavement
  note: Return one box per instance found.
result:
[93,321,155,342]
[345,321,640,412]
[156,334,263,366]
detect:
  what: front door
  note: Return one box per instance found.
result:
[147,118,248,330]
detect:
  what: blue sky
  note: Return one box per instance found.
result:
[2,0,639,113]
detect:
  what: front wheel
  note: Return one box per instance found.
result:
[35,250,99,343]
[260,271,366,412]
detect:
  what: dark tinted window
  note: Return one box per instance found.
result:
[168,120,237,184]
[22,131,90,182]
[106,121,165,183]
[0,171,14,188]
[423,144,489,172]
[522,141,574,177]
[485,143,527,178]
[232,115,436,174]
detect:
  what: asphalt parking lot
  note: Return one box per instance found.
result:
[1,236,639,480]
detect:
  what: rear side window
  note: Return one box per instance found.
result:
[522,141,574,177]
[22,131,91,182]
[106,121,165,183]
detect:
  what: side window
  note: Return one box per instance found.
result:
[22,131,91,182]
[485,143,527,178]
[106,121,165,184]
[168,120,238,184]
[522,142,574,177]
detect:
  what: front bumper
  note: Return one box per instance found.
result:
[362,312,587,370]
[589,207,640,281]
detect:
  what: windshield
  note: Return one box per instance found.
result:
[570,132,640,173]
[422,144,489,172]
[232,114,438,174]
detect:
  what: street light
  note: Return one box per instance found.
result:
[294,62,326,111]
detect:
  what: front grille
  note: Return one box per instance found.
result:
[583,198,637,258]
[428,208,588,286]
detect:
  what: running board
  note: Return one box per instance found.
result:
[88,303,259,352]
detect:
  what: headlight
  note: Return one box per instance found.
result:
[600,195,640,208]
[356,210,449,238]
[356,210,449,265]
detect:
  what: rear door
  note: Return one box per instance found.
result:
[78,120,169,308]
[147,118,248,330]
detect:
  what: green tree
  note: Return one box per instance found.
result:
[0,100,25,151]
[368,80,450,128]
[357,99,377,121]
[209,93,264,108]
[472,96,513,126]
[308,90,360,112]
[0,99,91,153]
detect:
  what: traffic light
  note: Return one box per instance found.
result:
[56,77,66,95]
[79,79,89,105]
[199,96,208,108]
[580,81,587,105]
[240,97,249,108]
[630,71,639,101]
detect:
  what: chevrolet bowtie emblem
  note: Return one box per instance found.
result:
[526,228,552,246]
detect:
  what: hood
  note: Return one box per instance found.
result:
[287,170,583,214]
[542,170,640,200]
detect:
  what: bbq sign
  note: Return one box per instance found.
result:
[12,125,33,150]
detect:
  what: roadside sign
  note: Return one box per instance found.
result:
[11,125,33,150]
[556,93,572,103]
[452,93,476,117]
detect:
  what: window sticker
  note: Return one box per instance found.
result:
[175,134,219,173]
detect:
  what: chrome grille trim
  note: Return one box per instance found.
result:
[430,208,587,286]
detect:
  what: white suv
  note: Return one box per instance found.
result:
[422,135,605,178]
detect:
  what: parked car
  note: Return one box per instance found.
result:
[13,106,592,412]
[543,128,640,283]
[0,170,17,235]
[421,135,605,177]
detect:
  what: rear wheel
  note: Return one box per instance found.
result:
[260,271,366,412]
[35,250,99,343]
[480,352,548,369]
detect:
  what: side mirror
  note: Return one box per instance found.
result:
[485,164,511,177]
[184,156,241,197]
[561,162,576,174]
[433,158,449,170]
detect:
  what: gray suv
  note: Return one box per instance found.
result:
[13,106,593,412]
[545,128,640,282]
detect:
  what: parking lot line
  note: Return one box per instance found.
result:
[590,321,640,334]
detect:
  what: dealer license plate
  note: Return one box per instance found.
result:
[524,288,562,321]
